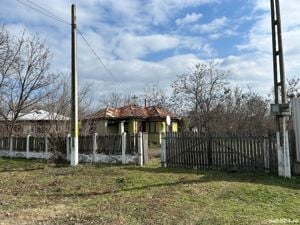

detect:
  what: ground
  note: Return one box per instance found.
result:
[0,157,299,225]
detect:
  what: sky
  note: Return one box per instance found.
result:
[1,0,300,101]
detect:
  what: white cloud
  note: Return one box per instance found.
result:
[147,0,219,25]
[2,0,300,100]
[176,12,203,26]
[194,16,229,33]
[219,53,274,95]
[224,0,300,95]
[114,34,180,59]
[78,54,203,96]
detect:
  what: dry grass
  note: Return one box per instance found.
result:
[0,157,299,225]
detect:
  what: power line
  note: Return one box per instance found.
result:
[15,0,132,93]
[77,29,131,93]
[25,0,70,25]
[16,0,70,25]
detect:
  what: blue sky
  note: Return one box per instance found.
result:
[1,0,299,99]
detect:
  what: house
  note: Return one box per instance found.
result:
[1,109,70,135]
[83,105,180,144]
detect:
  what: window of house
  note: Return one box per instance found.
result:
[107,122,119,134]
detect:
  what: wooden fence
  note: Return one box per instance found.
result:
[163,132,278,173]
[96,135,122,155]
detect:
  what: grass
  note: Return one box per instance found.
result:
[0,157,299,225]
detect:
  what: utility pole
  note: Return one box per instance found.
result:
[270,0,291,177]
[71,4,79,166]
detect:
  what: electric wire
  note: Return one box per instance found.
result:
[15,0,132,93]
[25,0,70,25]
[16,0,70,25]
[77,29,131,93]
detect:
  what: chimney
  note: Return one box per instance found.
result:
[144,99,147,108]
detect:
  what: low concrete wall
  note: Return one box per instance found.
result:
[79,154,138,164]
[0,150,55,159]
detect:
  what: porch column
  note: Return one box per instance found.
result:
[119,121,125,134]
[104,121,108,134]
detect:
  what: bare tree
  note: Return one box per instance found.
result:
[170,61,229,131]
[287,76,300,99]
[170,61,275,132]
[0,27,55,136]
[218,87,273,131]
[39,74,93,135]
[98,92,126,108]
[142,82,169,107]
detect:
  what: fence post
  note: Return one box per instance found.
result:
[9,136,13,157]
[92,133,98,163]
[26,134,31,159]
[122,132,127,164]
[45,136,48,160]
[277,132,284,176]
[143,133,149,164]
[138,132,143,166]
[208,135,213,169]
[66,134,71,161]
[263,137,270,173]
[284,131,291,178]
[161,133,166,167]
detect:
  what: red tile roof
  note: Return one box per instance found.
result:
[85,105,179,120]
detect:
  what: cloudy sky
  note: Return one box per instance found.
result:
[1,0,299,99]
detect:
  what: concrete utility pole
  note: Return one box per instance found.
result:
[71,4,79,166]
[270,0,291,177]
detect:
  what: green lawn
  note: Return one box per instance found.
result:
[0,157,299,225]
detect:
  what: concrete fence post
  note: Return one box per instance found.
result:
[284,130,291,178]
[138,132,143,166]
[122,132,127,164]
[277,132,284,177]
[45,136,48,160]
[9,136,13,157]
[66,134,71,161]
[161,133,166,167]
[92,133,98,163]
[26,134,31,159]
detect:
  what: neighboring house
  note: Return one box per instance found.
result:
[83,105,180,144]
[1,109,70,136]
